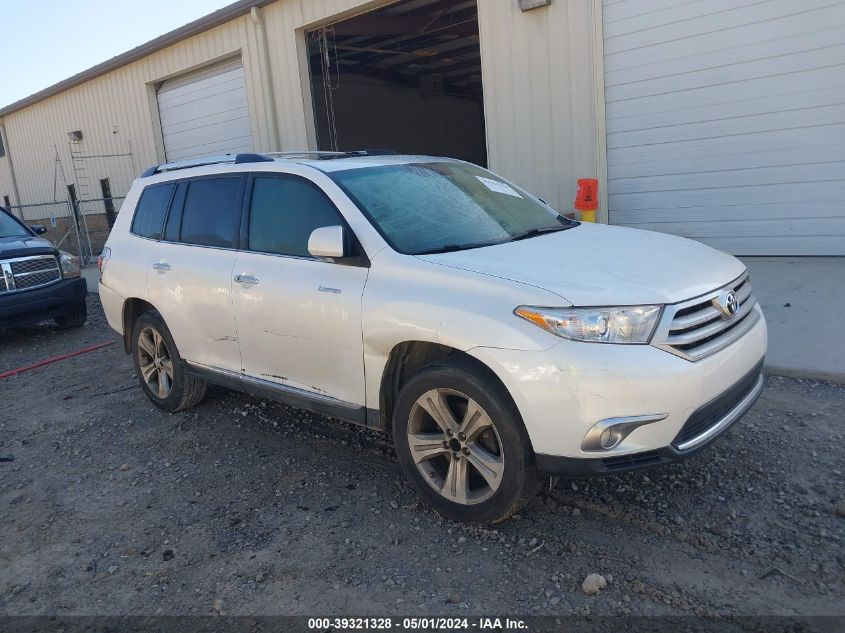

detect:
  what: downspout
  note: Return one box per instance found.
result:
[590,0,609,224]
[0,118,23,218]
[251,6,281,151]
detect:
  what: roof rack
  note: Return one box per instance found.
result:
[139,149,400,177]
[140,153,273,177]
[267,149,399,161]
[265,151,347,160]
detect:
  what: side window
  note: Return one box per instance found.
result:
[248,177,344,257]
[163,182,187,242]
[180,177,242,248]
[131,183,173,239]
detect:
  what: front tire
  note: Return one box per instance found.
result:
[392,358,542,523]
[54,303,87,329]
[132,312,207,411]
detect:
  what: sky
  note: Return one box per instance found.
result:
[0,0,234,108]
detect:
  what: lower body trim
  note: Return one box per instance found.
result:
[186,362,370,426]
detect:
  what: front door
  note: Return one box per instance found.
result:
[232,174,368,407]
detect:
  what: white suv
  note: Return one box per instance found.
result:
[98,151,767,523]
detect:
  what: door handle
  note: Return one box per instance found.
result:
[152,262,171,272]
[234,274,259,285]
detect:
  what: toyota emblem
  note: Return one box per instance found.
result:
[713,291,739,318]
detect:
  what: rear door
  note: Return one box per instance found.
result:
[146,174,245,373]
[232,173,369,407]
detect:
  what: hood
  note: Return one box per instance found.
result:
[416,223,746,306]
[0,235,56,258]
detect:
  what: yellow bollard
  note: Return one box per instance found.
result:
[579,209,596,223]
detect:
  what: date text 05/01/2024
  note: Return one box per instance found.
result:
[307,617,528,630]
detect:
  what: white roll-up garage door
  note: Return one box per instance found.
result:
[157,59,254,162]
[603,0,845,255]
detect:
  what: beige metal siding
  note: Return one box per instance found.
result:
[0,15,269,210]
[478,0,601,214]
[0,0,601,221]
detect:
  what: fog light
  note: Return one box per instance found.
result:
[582,414,668,452]
[600,428,622,449]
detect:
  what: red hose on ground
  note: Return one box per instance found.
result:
[0,339,116,379]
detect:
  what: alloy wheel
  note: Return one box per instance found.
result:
[407,388,505,505]
[137,326,174,399]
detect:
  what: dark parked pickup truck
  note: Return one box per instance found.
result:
[0,206,87,329]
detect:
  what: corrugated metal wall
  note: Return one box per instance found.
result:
[0,0,600,221]
[603,0,845,256]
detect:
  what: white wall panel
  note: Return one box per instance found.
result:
[603,0,845,255]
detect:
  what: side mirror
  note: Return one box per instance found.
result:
[31,225,47,235]
[308,225,346,258]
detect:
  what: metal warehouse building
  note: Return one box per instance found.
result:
[0,0,843,258]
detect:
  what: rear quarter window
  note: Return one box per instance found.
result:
[131,184,174,239]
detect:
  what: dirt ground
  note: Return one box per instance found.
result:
[1,296,843,620]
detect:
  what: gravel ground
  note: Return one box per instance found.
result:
[1,296,843,619]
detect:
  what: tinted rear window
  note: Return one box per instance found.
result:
[131,184,173,239]
[180,177,243,248]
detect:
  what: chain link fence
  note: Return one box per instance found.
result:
[4,140,134,266]
[8,195,125,266]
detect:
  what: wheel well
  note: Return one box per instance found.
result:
[122,298,157,354]
[379,341,504,431]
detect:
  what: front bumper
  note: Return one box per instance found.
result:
[535,367,763,475]
[0,277,87,328]
[468,305,767,469]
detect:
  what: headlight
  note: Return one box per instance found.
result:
[514,305,662,344]
[59,251,81,278]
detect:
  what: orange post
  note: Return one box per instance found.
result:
[574,178,599,223]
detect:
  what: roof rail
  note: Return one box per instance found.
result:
[356,149,399,156]
[265,151,347,160]
[140,153,273,177]
[266,149,399,161]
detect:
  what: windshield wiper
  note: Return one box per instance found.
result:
[415,240,503,255]
[509,225,571,242]
[416,224,573,254]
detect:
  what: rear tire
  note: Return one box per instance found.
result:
[54,303,87,329]
[392,358,542,524]
[132,312,207,411]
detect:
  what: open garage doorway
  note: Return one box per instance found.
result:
[306,0,487,166]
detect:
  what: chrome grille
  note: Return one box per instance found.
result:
[653,273,761,361]
[0,254,62,294]
[11,256,59,275]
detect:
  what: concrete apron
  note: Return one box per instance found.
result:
[742,257,845,384]
[82,267,100,295]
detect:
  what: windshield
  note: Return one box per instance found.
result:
[330,162,576,255]
[0,209,30,239]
